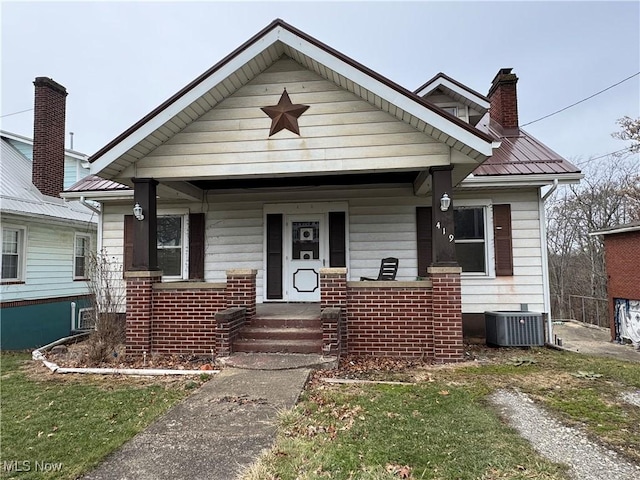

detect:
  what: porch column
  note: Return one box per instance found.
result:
[320,268,347,355]
[320,268,347,309]
[428,266,463,362]
[429,166,457,267]
[132,178,159,271]
[226,269,257,321]
[124,270,162,355]
[429,166,463,362]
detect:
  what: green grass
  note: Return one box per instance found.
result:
[0,352,192,479]
[253,381,567,479]
[246,348,640,479]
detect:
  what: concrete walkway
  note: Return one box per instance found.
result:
[552,320,640,363]
[82,355,330,480]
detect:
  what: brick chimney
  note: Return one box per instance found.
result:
[32,77,67,197]
[488,68,519,129]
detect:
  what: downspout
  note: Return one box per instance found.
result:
[80,196,101,215]
[540,179,559,343]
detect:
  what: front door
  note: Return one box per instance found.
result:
[286,215,325,302]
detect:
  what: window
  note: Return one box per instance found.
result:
[74,234,91,279]
[416,204,512,278]
[454,207,487,274]
[157,216,183,278]
[1,227,25,281]
[442,106,458,117]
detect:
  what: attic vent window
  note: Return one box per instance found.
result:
[442,106,458,117]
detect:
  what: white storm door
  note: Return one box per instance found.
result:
[286,215,325,302]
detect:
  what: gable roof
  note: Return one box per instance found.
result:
[90,18,494,179]
[1,136,97,224]
[414,72,490,116]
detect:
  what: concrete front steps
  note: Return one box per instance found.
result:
[233,317,323,354]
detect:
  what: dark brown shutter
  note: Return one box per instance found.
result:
[329,211,346,268]
[189,213,205,280]
[123,215,134,273]
[266,214,283,299]
[416,207,432,277]
[493,204,513,276]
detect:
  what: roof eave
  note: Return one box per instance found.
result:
[460,172,584,188]
[90,19,494,178]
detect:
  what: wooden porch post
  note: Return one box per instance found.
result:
[132,178,159,271]
[428,166,463,362]
[429,166,457,267]
[125,178,159,356]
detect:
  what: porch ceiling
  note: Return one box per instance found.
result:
[90,20,493,184]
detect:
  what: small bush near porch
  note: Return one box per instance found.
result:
[0,353,195,480]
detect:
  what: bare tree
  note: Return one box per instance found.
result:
[612,116,640,153]
[84,249,127,364]
[547,155,640,323]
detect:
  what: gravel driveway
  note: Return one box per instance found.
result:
[491,389,640,480]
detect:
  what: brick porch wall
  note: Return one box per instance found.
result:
[226,269,257,322]
[346,282,433,357]
[125,270,256,356]
[429,266,464,362]
[321,268,437,359]
[151,283,226,354]
[124,271,162,355]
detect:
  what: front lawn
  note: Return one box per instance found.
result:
[0,352,195,479]
[246,348,640,479]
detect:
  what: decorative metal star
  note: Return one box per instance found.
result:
[261,88,310,136]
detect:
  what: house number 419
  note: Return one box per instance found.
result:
[435,222,455,242]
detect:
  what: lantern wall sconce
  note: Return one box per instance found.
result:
[133,202,144,221]
[440,193,451,212]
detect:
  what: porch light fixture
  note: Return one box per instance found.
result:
[440,193,451,212]
[133,202,144,221]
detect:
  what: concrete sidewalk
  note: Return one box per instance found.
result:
[82,355,330,480]
[552,320,640,363]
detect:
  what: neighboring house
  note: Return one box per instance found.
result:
[64,20,581,361]
[0,78,97,350]
[590,222,640,345]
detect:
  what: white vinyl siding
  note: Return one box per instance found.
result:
[0,219,96,302]
[100,187,545,313]
[458,190,545,313]
[128,58,448,181]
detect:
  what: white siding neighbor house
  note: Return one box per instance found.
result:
[0,78,97,350]
[65,20,581,361]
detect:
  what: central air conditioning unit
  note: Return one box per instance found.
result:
[485,311,544,347]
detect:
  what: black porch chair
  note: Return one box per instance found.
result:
[360,257,399,281]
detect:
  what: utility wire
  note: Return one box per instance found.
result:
[521,72,640,127]
[0,108,33,118]
[576,146,635,166]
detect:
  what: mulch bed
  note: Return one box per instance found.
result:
[43,339,217,371]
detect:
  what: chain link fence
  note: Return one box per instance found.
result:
[552,295,609,328]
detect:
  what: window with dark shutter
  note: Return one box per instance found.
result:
[416,207,432,277]
[189,213,205,280]
[493,204,513,276]
[329,211,346,268]
[266,214,283,299]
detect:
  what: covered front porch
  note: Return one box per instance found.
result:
[124,263,462,362]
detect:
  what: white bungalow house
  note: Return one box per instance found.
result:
[0,79,97,350]
[64,20,581,361]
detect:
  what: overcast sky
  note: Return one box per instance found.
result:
[1,1,639,166]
